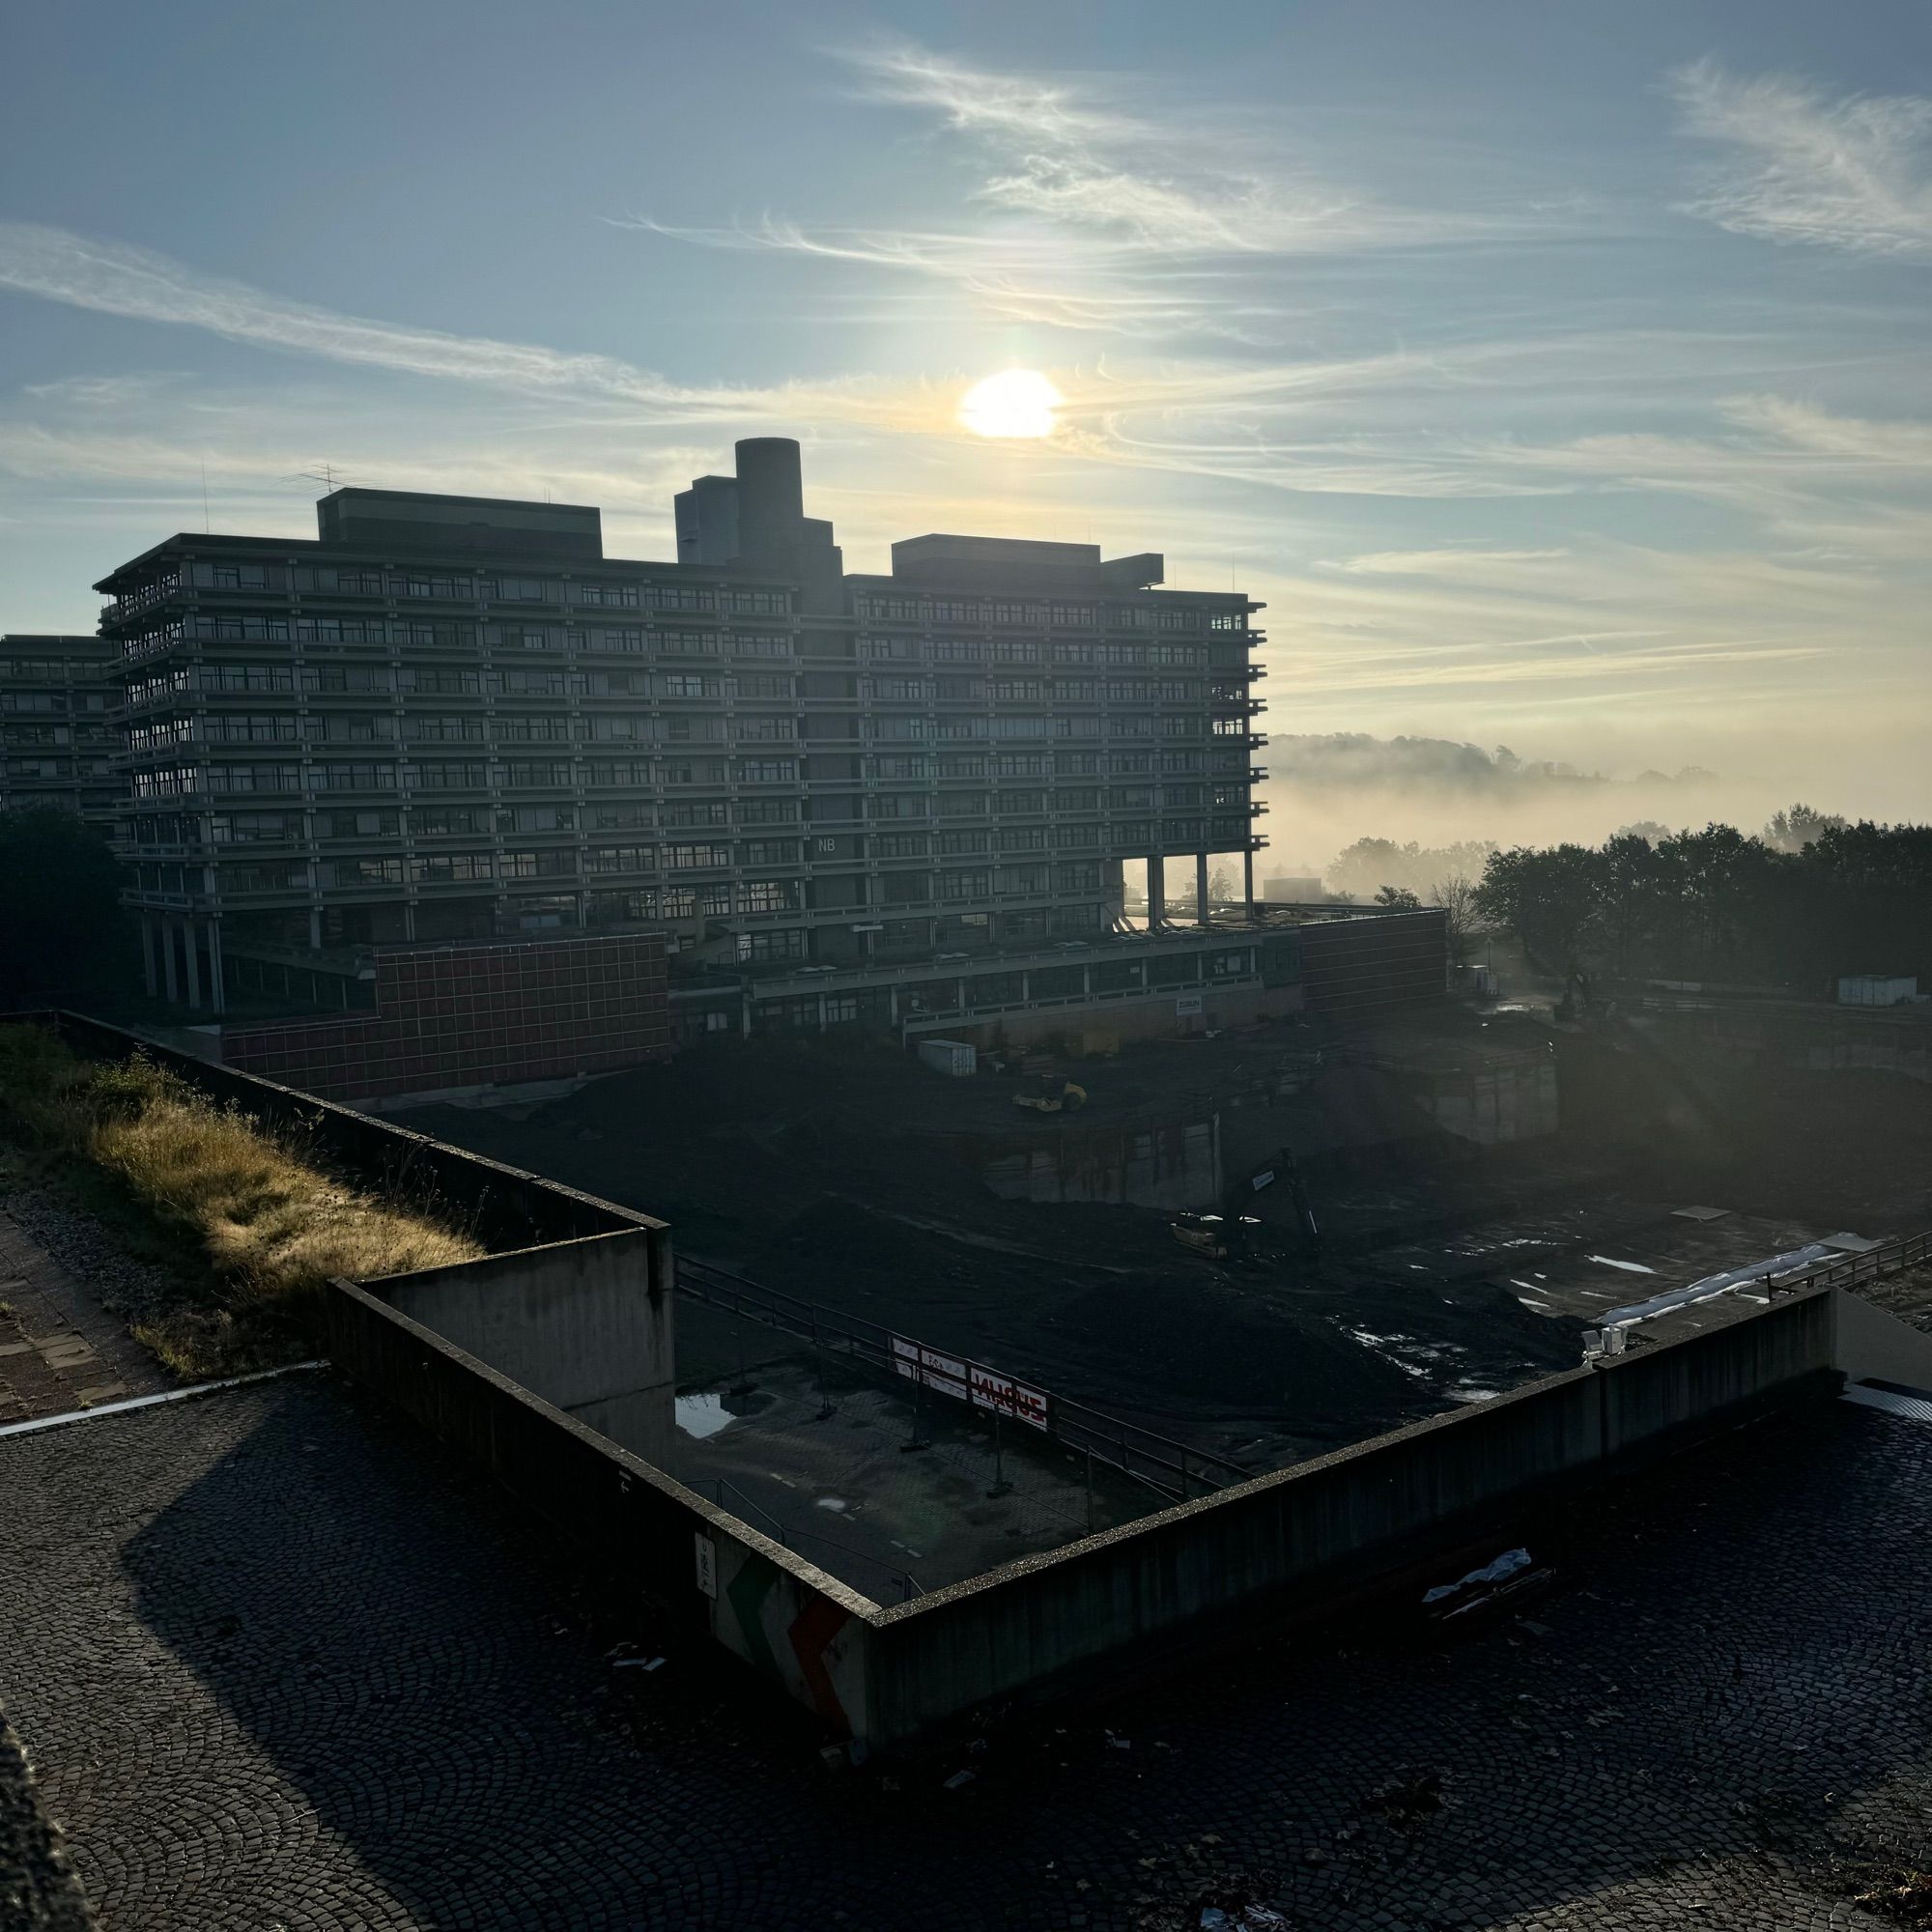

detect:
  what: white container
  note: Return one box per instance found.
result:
[918,1038,978,1078]
[1837,974,1917,1008]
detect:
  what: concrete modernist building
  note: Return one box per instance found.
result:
[94,440,1281,1043]
[0,634,122,826]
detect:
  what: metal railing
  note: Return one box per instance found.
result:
[1781,1229,1931,1295]
[677,1254,1251,1503]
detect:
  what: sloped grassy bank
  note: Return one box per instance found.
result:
[0,1028,481,1378]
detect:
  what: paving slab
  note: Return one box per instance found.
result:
[1,1372,1927,1930]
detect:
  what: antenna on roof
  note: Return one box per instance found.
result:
[291,463,349,493]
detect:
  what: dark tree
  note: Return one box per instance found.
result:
[0,808,128,1005]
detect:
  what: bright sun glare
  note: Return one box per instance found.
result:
[960,369,1062,439]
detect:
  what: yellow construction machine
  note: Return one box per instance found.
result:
[1013,1072,1088,1114]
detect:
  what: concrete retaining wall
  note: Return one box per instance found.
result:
[324,1279,877,1740]
[327,1248,1843,1754]
[382,1232,676,1468]
[862,1289,1838,1744]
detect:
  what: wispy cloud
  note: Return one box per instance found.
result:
[0,221,957,432]
[1668,60,1932,258]
[1321,548,1572,578]
[843,43,1478,255]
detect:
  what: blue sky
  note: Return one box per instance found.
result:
[2,0,1928,821]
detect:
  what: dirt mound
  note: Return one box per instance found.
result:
[1050,1273,1421,1419]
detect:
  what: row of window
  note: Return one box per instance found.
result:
[125,560,791,616]
[125,664,801,703]
[857,597,1228,632]
[860,638,1221,668]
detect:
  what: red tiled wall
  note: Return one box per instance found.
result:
[224,933,671,1100]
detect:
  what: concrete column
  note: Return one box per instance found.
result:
[207,921,227,1016]
[308,905,324,951]
[183,919,202,1009]
[1196,852,1210,925]
[1148,855,1165,930]
[1242,847,1256,921]
[161,919,180,1004]
[140,914,158,998]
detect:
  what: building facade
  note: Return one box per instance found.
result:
[0,634,121,826]
[94,441,1271,1026]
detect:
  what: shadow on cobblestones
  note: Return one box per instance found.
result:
[2,1373,1928,1930]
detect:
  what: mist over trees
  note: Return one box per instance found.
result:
[1327,837,1498,900]
[1471,813,1932,992]
[1271,733,1718,799]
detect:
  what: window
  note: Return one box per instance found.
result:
[737,797,798,824]
[873,833,927,859]
[731,633,792,658]
[412,762,489,790]
[485,623,567,651]
[314,762,398,791]
[409,716,485,743]
[497,715,572,743]
[663,800,729,828]
[743,838,800,866]
[501,759,573,788]
[732,673,793,699]
[736,879,799,914]
[325,810,399,838]
[738,928,808,963]
[499,848,578,879]
[586,759,653,786]
[573,581,640,609]
[213,811,302,843]
[400,668,480,696]
[737,758,796,784]
[647,583,716,611]
[494,668,576,696]
[412,806,488,836]
[736,715,795,741]
[663,842,730,870]
[328,855,404,887]
[412,853,494,883]
[482,576,556,603]
[498,805,575,833]
[662,673,716,698]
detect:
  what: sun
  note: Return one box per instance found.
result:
[960,369,1062,439]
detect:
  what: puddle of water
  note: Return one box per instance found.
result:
[1587,1255,1658,1274]
[675,1394,734,1440]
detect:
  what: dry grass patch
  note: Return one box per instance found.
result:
[0,1028,482,1377]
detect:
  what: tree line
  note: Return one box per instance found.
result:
[1468,810,1932,994]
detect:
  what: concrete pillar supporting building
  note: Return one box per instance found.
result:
[160,919,180,1004]
[183,919,202,1009]
[1196,852,1211,926]
[1242,847,1256,921]
[140,914,158,998]
[1147,854,1165,930]
[207,920,227,1016]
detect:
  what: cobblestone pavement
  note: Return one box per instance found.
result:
[2,1374,1927,1931]
[0,1207,169,1424]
